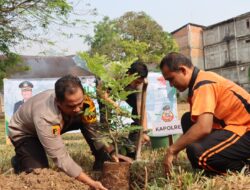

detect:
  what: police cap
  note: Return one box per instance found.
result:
[19,81,33,91]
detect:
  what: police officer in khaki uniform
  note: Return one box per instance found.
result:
[9,75,131,190]
[13,81,33,113]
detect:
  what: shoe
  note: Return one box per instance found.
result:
[11,156,19,174]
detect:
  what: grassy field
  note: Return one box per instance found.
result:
[1,104,250,189]
[0,120,14,173]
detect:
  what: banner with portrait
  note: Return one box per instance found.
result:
[3,76,97,143]
[3,73,182,144]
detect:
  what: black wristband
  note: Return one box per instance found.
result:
[143,130,148,134]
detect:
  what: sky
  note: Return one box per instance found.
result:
[14,0,250,56]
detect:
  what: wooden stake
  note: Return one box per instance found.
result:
[135,79,148,160]
[168,135,174,146]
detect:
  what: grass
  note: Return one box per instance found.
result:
[0,120,14,173]
[1,103,250,190]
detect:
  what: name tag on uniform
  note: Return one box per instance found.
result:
[52,125,61,136]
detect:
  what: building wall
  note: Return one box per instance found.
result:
[204,41,238,69]
[172,24,204,69]
[172,26,190,58]
[235,16,250,37]
[208,64,250,91]
[204,15,250,68]
[190,26,204,69]
[190,26,204,48]
[237,37,250,63]
[203,14,250,89]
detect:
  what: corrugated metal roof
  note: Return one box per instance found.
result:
[9,55,94,79]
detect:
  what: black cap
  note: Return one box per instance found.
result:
[19,81,33,90]
[163,105,170,110]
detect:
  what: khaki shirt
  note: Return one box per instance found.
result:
[9,90,83,177]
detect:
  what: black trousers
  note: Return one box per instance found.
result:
[182,112,250,174]
[11,120,109,173]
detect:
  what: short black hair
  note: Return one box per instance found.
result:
[55,75,83,102]
[128,61,148,78]
[160,52,193,71]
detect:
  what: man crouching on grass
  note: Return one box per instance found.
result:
[8,74,132,190]
[160,52,250,176]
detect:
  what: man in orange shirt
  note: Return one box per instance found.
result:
[160,52,250,175]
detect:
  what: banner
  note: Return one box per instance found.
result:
[3,73,182,143]
[3,76,97,143]
[146,73,182,136]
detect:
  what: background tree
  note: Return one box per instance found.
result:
[85,17,120,59]
[0,0,73,55]
[86,11,178,64]
[0,0,96,88]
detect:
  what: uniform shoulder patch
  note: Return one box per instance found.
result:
[81,96,97,124]
[51,125,61,136]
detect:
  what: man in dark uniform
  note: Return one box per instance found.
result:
[97,61,150,158]
[13,81,33,113]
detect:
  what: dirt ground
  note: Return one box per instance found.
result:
[0,103,189,190]
[0,169,89,190]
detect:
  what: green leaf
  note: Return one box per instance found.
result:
[86,11,178,63]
